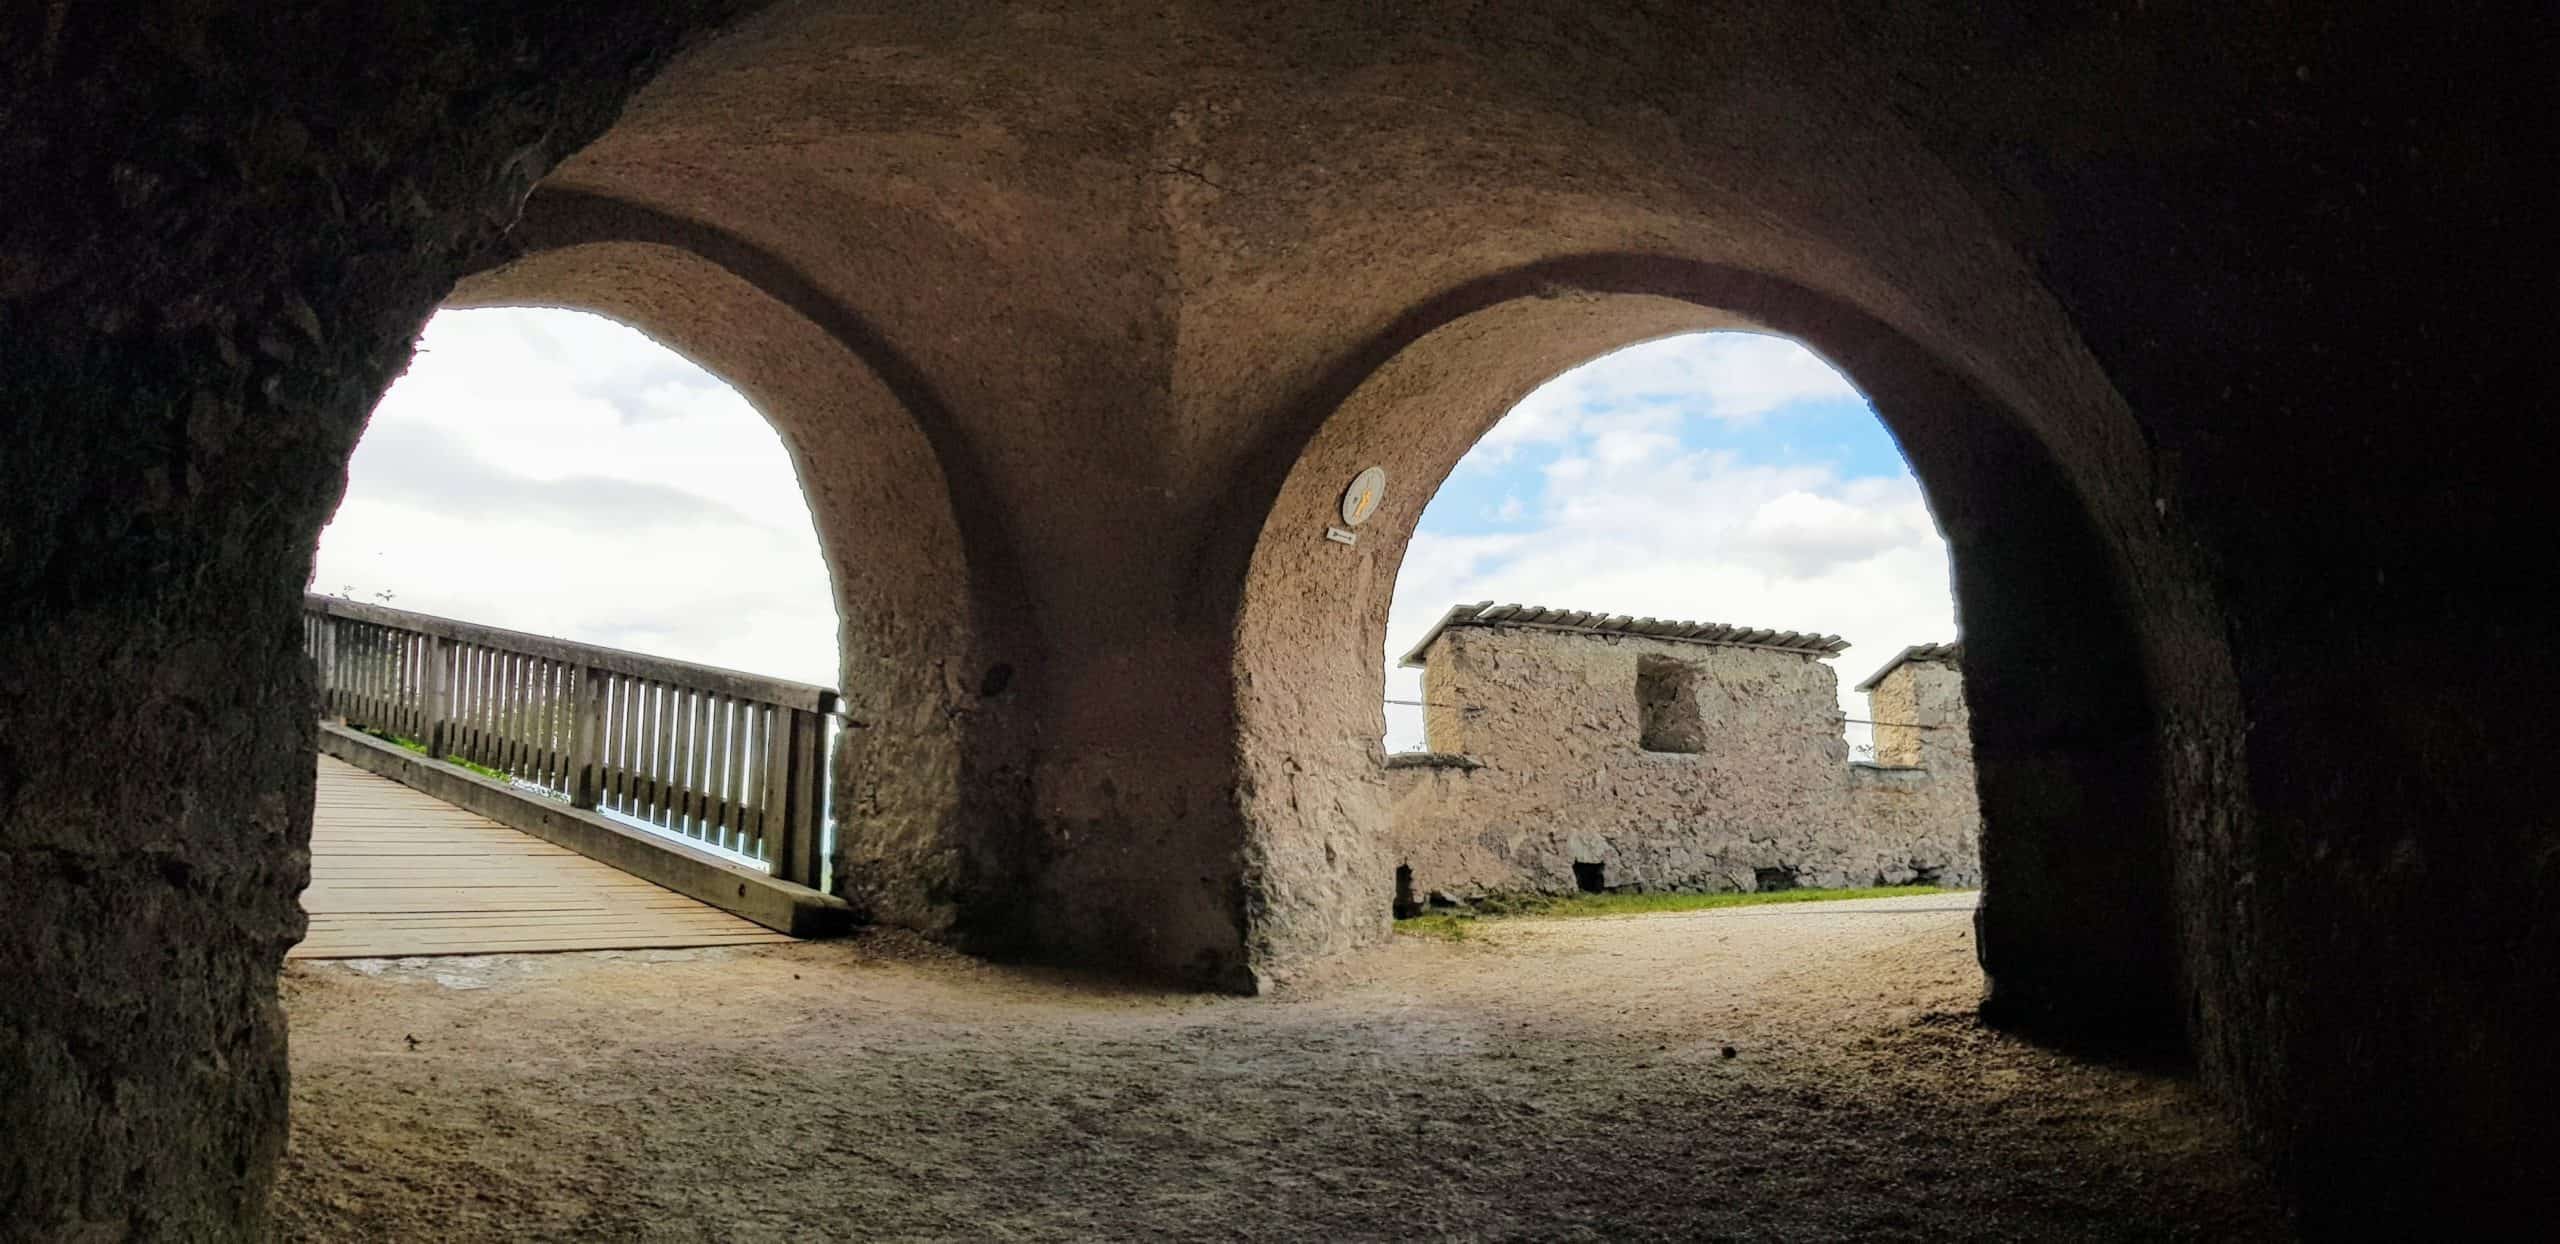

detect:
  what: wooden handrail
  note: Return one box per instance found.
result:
[302,594,838,889]
[306,594,836,713]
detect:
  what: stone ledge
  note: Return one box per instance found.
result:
[1384,751,1483,771]
[316,722,854,938]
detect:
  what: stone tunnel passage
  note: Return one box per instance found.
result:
[1237,286,2139,1007]
[4,4,2543,1234]
[269,901,2282,1241]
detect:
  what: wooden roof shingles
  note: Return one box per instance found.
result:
[1851,641,1964,692]
[1397,600,1852,668]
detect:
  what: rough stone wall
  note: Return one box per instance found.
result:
[1843,658,1980,887]
[1849,660,1979,883]
[0,5,758,1237]
[1869,677,1920,767]
[1841,767,1973,885]
[1867,661,1957,769]
[1389,627,1978,902]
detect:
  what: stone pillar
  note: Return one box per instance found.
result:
[1868,659,1970,776]
[1018,621,1261,988]
[1942,454,2179,1045]
[0,6,736,1233]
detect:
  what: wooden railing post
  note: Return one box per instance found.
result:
[421,634,450,758]
[758,706,818,889]
[761,706,796,881]
[795,706,824,888]
[569,666,607,810]
[315,614,340,721]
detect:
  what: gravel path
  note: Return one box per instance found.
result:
[274,894,2283,1241]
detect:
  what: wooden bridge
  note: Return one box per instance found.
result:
[293,596,850,958]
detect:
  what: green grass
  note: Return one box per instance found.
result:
[358,727,516,785]
[1396,884,1962,941]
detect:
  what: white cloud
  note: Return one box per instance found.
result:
[325,317,1943,760]
[312,309,840,688]
[1466,332,1861,464]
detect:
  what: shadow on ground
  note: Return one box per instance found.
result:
[274,895,2281,1241]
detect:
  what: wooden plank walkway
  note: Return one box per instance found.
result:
[293,755,796,959]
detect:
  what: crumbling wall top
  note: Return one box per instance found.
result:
[1399,600,1849,669]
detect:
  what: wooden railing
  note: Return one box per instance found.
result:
[302,595,837,889]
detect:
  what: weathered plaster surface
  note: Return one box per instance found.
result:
[1389,628,1978,902]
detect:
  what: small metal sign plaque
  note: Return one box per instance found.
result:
[1324,526,1359,546]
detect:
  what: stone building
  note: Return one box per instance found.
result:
[1388,603,1979,907]
[1846,643,1977,878]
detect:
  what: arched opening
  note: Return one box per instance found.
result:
[316,307,838,691]
[1375,330,1976,919]
[415,235,1035,941]
[6,5,2531,1233]
[1381,332,1955,755]
[1231,260,2173,1042]
[308,305,842,877]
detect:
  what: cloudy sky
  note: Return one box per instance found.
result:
[1379,333,1956,751]
[312,309,840,687]
[317,312,1956,751]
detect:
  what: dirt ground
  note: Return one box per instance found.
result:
[273,894,2284,1241]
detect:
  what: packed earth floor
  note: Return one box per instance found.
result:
[274,894,2284,1241]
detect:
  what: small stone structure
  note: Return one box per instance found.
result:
[1847,642,1976,875]
[1388,603,1980,908]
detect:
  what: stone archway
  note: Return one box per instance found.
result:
[447,229,1038,947]
[3,3,2542,1234]
[1225,258,2192,1042]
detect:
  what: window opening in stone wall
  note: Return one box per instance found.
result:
[1636,655,1706,753]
